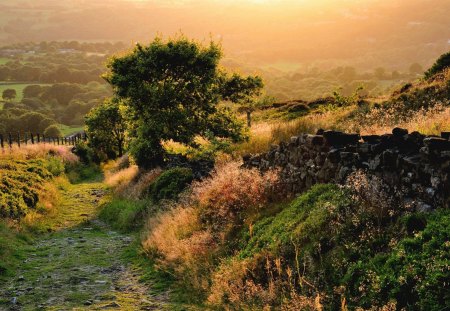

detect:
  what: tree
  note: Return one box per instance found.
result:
[104,37,257,168]
[2,89,17,101]
[221,74,264,127]
[425,51,450,79]
[44,125,62,138]
[85,99,127,158]
[23,85,42,98]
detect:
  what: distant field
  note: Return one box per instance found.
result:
[0,58,11,65]
[0,83,49,101]
[59,125,84,137]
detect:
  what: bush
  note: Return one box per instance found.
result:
[150,167,194,202]
[0,159,53,219]
[425,51,450,79]
[143,163,279,300]
[43,124,62,138]
[45,157,65,176]
[99,198,148,232]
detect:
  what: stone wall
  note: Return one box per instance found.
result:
[243,129,450,210]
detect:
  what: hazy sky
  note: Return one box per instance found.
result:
[1,0,449,71]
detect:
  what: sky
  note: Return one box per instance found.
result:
[1,0,449,71]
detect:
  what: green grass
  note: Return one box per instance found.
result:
[0,82,50,101]
[99,198,149,232]
[58,124,84,137]
[0,58,11,65]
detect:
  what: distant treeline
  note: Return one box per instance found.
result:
[0,41,127,84]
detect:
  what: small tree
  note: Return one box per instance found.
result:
[221,74,264,127]
[425,51,450,79]
[44,124,62,138]
[2,89,17,101]
[85,98,127,158]
[105,36,259,168]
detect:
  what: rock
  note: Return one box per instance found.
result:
[392,127,408,137]
[423,137,450,151]
[17,276,25,282]
[441,132,450,140]
[323,131,360,146]
[362,135,381,144]
[11,297,17,305]
[416,202,433,213]
[306,135,324,146]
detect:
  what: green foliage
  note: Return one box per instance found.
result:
[44,124,62,137]
[99,198,148,232]
[2,88,16,101]
[85,98,127,159]
[215,184,450,310]
[65,162,102,184]
[0,221,30,279]
[45,157,65,176]
[150,167,193,202]
[105,36,252,168]
[0,159,53,219]
[425,51,450,79]
[344,210,450,310]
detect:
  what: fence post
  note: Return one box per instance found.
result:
[37,134,40,143]
[17,132,20,148]
[24,133,27,145]
[8,133,12,148]
[0,134,3,149]
[42,134,46,144]
[31,133,34,144]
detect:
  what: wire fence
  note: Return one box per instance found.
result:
[0,132,87,149]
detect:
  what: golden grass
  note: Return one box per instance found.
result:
[0,144,78,163]
[105,165,139,188]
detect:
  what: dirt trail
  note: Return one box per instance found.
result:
[0,182,167,311]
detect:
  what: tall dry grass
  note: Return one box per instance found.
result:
[351,103,450,135]
[0,144,78,163]
[143,162,279,296]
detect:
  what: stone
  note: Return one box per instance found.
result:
[306,135,324,146]
[323,130,360,146]
[392,127,408,137]
[423,137,450,151]
[362,135,381,144]
[416,202,432,213]
[327,149,341,164]
[441,132,450,140]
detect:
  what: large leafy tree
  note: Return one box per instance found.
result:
[104,37,261,168]
[85,99,127,158]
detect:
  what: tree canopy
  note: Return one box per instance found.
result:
[85,99,127,158]
[104,37,262,167]
[2,89,17,101]
[425,51,450,79]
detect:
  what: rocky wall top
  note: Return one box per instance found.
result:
[243,128,450,210]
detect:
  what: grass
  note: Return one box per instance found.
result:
[99,198,149,232]
[0,57,10,65]
[58,124,84,137]
[0,82,50,101]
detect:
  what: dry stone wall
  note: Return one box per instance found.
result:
[243,128,450,210]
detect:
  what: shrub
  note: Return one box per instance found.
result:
[99,198,148,232]
[43,124,62,138]
[143,162,279,299]
[150,167,194,202]
[425,51,450,79]
[0,159,53,219]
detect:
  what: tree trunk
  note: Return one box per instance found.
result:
[246,111,252,128]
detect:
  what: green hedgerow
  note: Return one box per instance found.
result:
[150,167,194,202]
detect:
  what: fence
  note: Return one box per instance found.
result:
[0,132,87,149]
